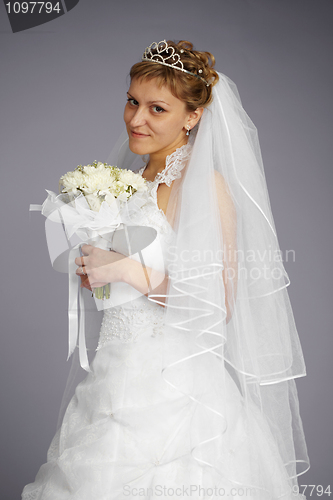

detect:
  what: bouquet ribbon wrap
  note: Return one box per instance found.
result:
[30,189,150,371]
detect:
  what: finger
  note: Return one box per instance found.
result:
[81,244,94,256]
[75,255,85,266]
[76,266,88,276]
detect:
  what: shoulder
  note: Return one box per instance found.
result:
[213,169,226,188]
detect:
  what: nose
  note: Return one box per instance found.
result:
[129,106,147,128]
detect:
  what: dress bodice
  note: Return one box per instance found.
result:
[97,143,192,350]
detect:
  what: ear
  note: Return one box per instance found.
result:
[186,107,204,130]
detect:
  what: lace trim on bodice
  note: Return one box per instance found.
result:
[137,142,192,189]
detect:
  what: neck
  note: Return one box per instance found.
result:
[146,136,189,176]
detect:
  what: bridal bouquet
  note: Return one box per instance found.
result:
[60,160,147,211]
[59,161,148,299]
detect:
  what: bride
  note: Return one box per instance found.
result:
[22,40,309,499]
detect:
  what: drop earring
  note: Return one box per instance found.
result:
[186,126,191,136]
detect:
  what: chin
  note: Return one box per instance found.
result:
[128,139,150,156]
[128,143,145,155]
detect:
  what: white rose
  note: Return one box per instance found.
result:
[118,170,135,185]
[60,170,85,193]
[130,176,147,191]
[82,167,115,195]
[118,170,147,192]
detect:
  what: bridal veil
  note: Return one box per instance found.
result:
[56,70,310,492]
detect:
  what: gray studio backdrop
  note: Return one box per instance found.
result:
[1,0,332,498]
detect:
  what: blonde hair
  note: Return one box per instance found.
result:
[130,40,219,111]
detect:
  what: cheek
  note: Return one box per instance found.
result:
[123,105,132,125]
[160,117,186,140]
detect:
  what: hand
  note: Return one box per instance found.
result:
[75,244,127,289]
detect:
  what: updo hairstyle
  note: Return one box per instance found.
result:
[130,40,219,112]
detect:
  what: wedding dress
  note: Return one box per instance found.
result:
[22,142,307,500]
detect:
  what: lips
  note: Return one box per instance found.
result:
[131,130,149,138]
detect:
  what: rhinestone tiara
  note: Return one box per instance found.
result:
[141,40,210,87]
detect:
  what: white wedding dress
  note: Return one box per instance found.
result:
[22,146,306,500]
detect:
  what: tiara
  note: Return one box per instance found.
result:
[142,40,210,87]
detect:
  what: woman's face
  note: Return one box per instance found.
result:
[124,77,195,158]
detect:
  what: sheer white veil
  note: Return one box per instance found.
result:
[57,71,310,492]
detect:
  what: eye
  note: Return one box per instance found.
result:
[152,105,165,114]
[127,97,138,106]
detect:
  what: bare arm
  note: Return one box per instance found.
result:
[122,258,169,307]
[213,170,238,323]
[77,248,169,308]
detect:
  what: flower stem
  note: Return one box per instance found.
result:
[94,284,111,300]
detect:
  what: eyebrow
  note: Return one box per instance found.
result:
[127,92,170,106]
